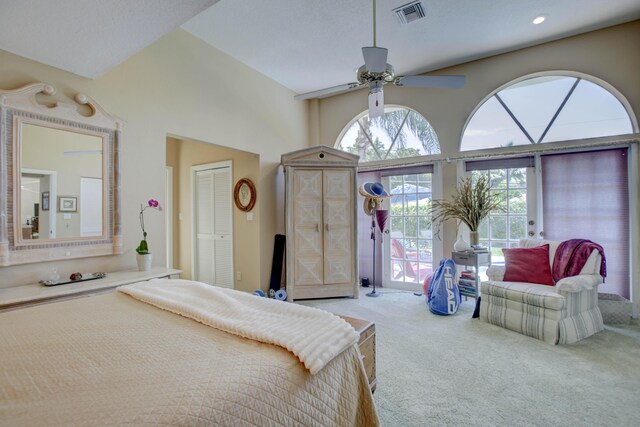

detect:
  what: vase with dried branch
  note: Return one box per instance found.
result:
[430,175,504,246]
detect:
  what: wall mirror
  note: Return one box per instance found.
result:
[0,83,122,266]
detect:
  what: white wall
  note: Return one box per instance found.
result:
[0,29,307,287]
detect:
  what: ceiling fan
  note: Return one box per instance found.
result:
[294,0,466,118]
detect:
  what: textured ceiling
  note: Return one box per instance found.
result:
[0,0,218,78]
[183,0,640,94]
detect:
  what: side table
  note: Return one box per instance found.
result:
[452,251,491,300]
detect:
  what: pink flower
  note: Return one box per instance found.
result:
[138,198,162,254]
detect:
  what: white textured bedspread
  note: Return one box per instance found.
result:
[118,279,359,374]
[1,287,378,426]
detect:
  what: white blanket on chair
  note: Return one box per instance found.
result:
[118,279,358,374]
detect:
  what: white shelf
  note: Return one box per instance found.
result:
[0,268,181,311]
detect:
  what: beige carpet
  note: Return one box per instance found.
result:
[300,289,640,427]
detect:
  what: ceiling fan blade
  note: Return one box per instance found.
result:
[368,87,384,118]
[294,82,363,100]
[394,75,466,89]
[362,47,388,73]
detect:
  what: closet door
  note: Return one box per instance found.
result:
[292,170,324,285]
[194,165,233,288]
[323,169,353,284]
[211,167,233,288]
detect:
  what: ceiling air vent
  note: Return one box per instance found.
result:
[393,1,426,25]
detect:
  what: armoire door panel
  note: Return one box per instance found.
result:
[323,169,353,284]
[293,170,323,199]
[325,227,351,255]
[324,199,350,227]
[324,169,351,198]
[295,257,324,285]
[294,200,322,227]
[295,228,323,258]
[324,255,351,284]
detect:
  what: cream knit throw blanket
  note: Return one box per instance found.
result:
[118,279,359,374]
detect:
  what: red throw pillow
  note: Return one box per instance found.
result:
[502,244,555,286]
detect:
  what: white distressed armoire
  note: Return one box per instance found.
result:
[281,146,359,301]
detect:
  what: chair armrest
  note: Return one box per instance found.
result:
[486,266,505,281]
[555,274,602,293]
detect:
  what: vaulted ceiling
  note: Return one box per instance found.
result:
[1,0,639,96]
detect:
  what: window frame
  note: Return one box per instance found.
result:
[335,104,441,164]
[459,71,638,152]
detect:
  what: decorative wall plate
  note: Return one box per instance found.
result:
[234,178,256,212]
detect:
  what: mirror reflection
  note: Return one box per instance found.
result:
[20,123,103,241]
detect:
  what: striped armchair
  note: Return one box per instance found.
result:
[480,239,604,344]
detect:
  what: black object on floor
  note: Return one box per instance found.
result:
[269,234,286,292]
[472,296,481,318]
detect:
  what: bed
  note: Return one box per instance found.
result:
[0,279,378,426]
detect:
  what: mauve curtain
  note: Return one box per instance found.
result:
[541,148,629,298]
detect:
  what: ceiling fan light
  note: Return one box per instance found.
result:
[368,89,384,118]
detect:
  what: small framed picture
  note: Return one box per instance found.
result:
[41,191,50,211]
[58,196,77,212]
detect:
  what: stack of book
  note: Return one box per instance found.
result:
[470,245,488,253]
[458,270,477,295]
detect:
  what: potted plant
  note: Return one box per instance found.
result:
[136,199,162,271]
[430,175,503,246]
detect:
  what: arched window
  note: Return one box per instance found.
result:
[460,74,635,151]
[337,106,440,162]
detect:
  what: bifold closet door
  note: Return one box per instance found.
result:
[194,166,233,288]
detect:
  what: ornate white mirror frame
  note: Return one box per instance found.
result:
[0,83,122,266]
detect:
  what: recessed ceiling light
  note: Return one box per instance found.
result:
[533,14,548,25]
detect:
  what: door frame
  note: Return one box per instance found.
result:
[190,160,233,285]
[381,163,443,291]
[21,168,57,240]
[165,166,173,268]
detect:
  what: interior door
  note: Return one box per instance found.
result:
[194,164,233,288]
[323,169,353,284]
[80,177,102,237]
